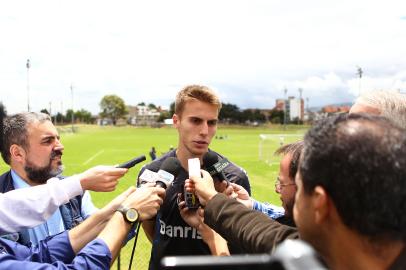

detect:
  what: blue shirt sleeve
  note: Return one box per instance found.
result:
[81,191,98,218]
[251,199,285,220]
[0,232,112,269]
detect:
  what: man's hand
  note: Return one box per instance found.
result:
[185,170,217,206]
[178,194,202,229]
[224,183,253,209]
[78,165,128,192]
[122,185,165,221]
[214,180,228,193]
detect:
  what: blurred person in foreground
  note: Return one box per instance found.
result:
[187,113,406,269]
[349,89,406,129]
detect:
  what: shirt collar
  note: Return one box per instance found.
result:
[11,169,31,189]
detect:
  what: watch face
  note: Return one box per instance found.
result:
[126,208,139,223]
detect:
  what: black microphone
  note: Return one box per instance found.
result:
[116,155,146,169]
[203,152,230,182]
[155,157,182,189]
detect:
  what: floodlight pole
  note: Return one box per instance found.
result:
[283,88,288,130]
[71,84,74,132]
[26,59,30,112]
[356,66,363,96]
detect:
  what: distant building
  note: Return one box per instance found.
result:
[275,96,304,122]
[127,105,161,126]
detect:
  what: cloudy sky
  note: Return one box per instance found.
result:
[1,0,405,114]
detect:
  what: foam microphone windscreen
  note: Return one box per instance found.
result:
[203,151,219,168]
[160,157,182,178]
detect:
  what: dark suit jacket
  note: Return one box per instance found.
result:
[204,193,299,254]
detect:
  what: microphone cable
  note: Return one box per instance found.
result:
[128,222,142,270]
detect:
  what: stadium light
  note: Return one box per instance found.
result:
[283,88,288,129]
[71,83,74,132]
[356,66,363,96]
[26,59,30,112]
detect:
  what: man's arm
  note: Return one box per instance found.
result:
[96,185,165,261]
[188,170,299,254]
[141,218,156,243]
[0,177,81,235]
[0,166,127,235]
[0,185,165,269]
[205,193,298,254]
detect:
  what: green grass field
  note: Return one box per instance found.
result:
[0,124,307,269]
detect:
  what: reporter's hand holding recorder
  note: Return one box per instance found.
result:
[185,170,219,206]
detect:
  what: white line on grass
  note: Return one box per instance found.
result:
[83,150,105,165]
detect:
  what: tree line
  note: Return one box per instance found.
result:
[99,95,286,125]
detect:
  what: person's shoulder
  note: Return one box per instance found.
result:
[208,149,249,179]
[0,170,11,180]
[142,149,177,172]
[0,170,14,193]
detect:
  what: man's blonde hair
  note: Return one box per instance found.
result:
[175,85,222,115]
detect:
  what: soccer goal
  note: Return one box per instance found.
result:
[258,134,304,165]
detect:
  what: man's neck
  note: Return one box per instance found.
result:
[325,228,404,270]
[175,146,204,171]
[11,166,37,186]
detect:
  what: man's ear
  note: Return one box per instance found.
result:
[10,144,26,163]
[172,114,180,128]
[312,186,329,224]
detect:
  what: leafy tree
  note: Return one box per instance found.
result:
[99,95,128,125]
[137,102,146,106]
[219,103,241,123]
[157,111,171,122]
[269,109,284,124]
[75,109,93,123]
[148,103,157,110]
[66,109,75,123]
[55,112,65,123]
[40,109,50,115]
[169,102,175,116]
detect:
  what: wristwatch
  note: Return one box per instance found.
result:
[116,206,139,224]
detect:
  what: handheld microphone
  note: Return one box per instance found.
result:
[185,158,201,209]
[155,157,182,189]
[138,169,158,186]
[116,155,147,169]
[203,152,230,182]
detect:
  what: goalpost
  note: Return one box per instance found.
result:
[258,134,304,165]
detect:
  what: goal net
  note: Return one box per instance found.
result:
[258,134,304,165]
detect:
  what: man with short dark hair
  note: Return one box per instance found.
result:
[189,114,406,269]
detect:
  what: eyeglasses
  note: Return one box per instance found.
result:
[275,179,296,193]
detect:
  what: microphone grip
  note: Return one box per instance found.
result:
[116,155,147,169]
[155,181,167,189]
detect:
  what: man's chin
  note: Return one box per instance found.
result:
[51,165,64,177]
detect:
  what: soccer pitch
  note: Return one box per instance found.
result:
[0,124,307,269]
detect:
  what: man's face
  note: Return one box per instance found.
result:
[173,100,218,157]
[275,154,297,217]
[293,170,318,246]
[23,121,64,184]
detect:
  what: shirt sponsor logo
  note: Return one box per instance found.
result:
[159,220,202,239]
